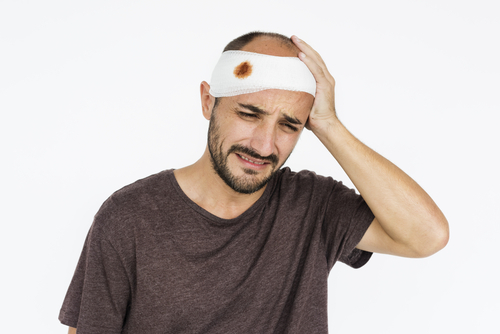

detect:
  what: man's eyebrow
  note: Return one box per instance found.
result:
[282,114,302,125]
[238,103,303,125]
[238,103,269,115]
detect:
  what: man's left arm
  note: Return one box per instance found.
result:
[292,36,449,258]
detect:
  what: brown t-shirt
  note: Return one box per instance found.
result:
[59,168,374,333]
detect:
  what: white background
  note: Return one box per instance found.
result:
[1,1,498,333]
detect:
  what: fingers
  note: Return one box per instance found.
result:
[292,36,324,68]
[291,35,335,86]
[291,35,338,129]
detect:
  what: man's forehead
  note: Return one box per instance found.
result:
[229,91,313,120]
[232,89,305,103]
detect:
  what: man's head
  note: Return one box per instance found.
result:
[210,33,316,98]
[201,32,315,194]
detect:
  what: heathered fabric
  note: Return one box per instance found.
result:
[59,168,374,333]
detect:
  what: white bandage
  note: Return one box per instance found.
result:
[209,51,316,97]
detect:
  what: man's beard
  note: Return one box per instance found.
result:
[207,108,282,195]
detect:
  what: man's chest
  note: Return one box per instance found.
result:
[120,215,326,331]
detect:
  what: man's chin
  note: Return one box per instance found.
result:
[241,167,260,176]
[221,168,272,194]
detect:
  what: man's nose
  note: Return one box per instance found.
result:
[250,123,276,158]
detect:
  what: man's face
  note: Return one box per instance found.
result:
[207,89,314,194]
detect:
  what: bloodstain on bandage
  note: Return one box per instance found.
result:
[234,61,253,79]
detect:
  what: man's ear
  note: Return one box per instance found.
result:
[200,81,215,120]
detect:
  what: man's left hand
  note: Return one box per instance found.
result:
[292,35,338,133]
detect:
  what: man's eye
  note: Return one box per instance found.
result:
[239,112,257,118]
[283,123,299,132]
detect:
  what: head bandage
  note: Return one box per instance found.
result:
[209,51,316,97]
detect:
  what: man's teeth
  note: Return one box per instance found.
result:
[239,154,265,165]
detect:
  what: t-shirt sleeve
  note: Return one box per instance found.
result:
[322,180,374,270]
[59,201,131,333]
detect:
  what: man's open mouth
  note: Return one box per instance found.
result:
[236,153,267,165]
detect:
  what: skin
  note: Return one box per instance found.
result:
[207,92,310,194]
[68,35,449,333]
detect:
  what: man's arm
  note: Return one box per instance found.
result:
[68,327,76,334]
[292,36,449,258]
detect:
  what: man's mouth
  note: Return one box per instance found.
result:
[227,144,278,167]
[236,153,267,165]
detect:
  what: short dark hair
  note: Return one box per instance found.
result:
[223,31,295,53]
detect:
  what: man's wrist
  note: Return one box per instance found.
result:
[310,114,343,140]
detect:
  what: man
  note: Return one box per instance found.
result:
[60,32,449,333]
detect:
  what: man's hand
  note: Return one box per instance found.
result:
[291,35,338,133]
[291,35,449,258]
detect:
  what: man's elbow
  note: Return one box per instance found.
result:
[413,215,450,258]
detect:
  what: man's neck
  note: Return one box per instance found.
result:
[173,149,267,220]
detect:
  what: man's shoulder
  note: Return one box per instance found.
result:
[108,169,173,203]
[277,167,337,188]
[91,169,175,232]
[271,167,344,204]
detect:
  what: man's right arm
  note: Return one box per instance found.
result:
[68,327,76,334]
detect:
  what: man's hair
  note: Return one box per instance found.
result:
[222,31,296,53]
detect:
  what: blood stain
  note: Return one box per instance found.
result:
[234,61,252,79]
